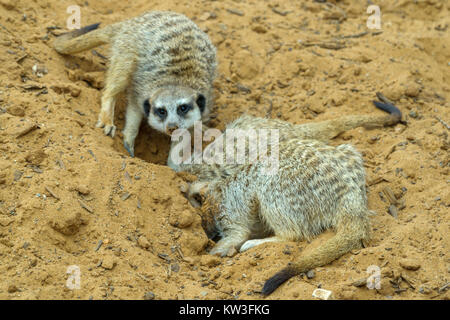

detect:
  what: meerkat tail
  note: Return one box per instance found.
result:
[372,100,402,124]
[54,23,116,54]
[303,100,403,142]
[262,217,369,296]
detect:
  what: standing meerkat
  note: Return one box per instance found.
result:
[196,138,371,296]
[54,11,217,158]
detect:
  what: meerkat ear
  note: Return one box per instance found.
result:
[143,99,151,117]
[196,94,206,113]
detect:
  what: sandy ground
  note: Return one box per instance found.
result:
[0,0,448,300]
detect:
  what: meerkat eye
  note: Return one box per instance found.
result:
[154,107,167,119]
[143,100,151,117]
[193,193,203,206]
[177,103,192,116]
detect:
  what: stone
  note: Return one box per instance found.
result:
[306,270,315,279]
[7,284,19,293]
[137,236,151,249]
[144,292,155,300]
[312,288,332,300]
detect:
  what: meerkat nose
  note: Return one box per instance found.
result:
[166,123,179,135]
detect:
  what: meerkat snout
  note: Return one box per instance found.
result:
[166,123,179,135]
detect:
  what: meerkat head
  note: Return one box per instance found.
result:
[187,180,209,208]
[186,180,222,239]
[144,85,207,136]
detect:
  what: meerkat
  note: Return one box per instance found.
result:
[177,100,402,187]
[195,138,371,295]
[176,100,400,292]
[54,11,217,158]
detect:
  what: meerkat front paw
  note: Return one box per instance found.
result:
[104,124,117,137]
[209,245,228,257]
[209,238,243,257]
[209,245,238,257]
[96,118,117,137]
[96,110,117,137]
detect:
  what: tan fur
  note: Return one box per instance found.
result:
[195,138,371,295]
[178,111,395,294]
[180,100,402,182]
[54,11,217,159]
[54,23,117,54]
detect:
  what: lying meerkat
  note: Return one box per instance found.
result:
[179,100,401,188]
[178,101,401,293]
[54,11,217,158]
[197,137,371,295]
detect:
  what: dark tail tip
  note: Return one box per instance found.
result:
[58,22,100,39]
[262,267,297,296]
[372,100,402,123]
[71,23,101,37]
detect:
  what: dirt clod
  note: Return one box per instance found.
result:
[399,259,421,271]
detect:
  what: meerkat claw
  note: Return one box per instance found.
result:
[96,119,105,128]
[96,120,116,137]
[124,141,135,157]
[104,124,116,137]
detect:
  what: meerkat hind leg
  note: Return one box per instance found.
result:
[240,236,284,253]
[96,54,135,137]
[122,104,143,157]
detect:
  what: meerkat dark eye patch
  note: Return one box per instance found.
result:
[177,103,192,116]
[196,94,206,113]
[193,193,203,206]
[143,100,151,117]
[154,107,167,120]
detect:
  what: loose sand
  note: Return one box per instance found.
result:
[0,0,448,300]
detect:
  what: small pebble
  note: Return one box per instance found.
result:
[144,292,155,300]
[388,205,398,219]
[226,8,244,16]
[352,278,367,287]
[171,263,180,273]
[312,288,332,300]
[419,286,431,294]
[7,284,19,293]
[409,110,418,118]
[306,270,315,279]
[137,236,151,249]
